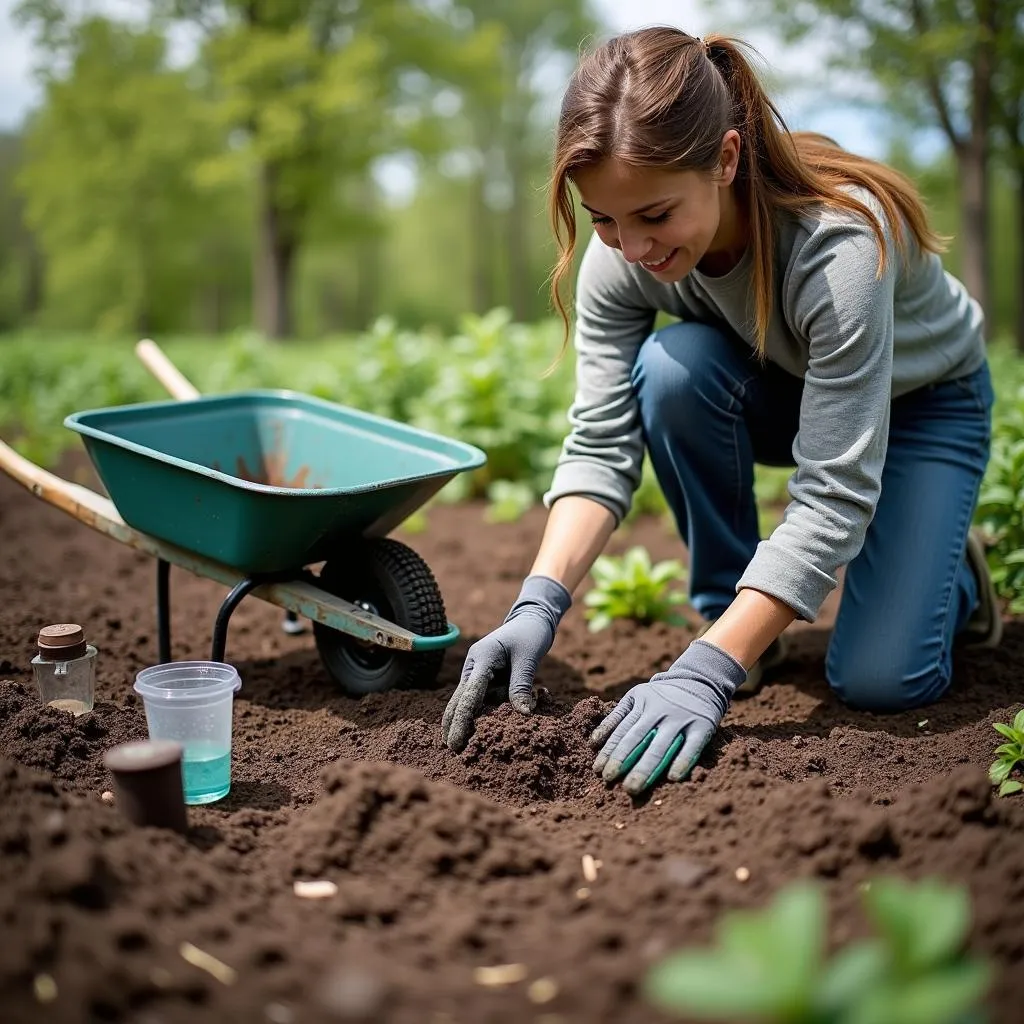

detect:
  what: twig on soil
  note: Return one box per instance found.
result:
[581,854,599,883]
[179,942,237,985]
[473,964,528,987]
[293,879,338,899]
[264,1004,294,1024]
[33,974,57,1003]
[527,977,559,1004]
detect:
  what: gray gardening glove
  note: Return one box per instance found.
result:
[590,639,746,796]
[442,574,572,752]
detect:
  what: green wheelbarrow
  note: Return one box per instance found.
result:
[0,340,486,697]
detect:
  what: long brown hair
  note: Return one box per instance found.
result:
[548,27,946,355]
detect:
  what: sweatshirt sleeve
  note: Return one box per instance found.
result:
[542,234,656,523]
[736,205,898,621]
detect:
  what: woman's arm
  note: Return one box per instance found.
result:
[735,198,900,625]
[699,588,796,668]
[532,499,798,670]
[530,495,617,595]
[542,233,657,525]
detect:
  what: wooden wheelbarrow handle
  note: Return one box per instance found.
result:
[135,339,200,400]
[0,339,197,517]
[0,432,431,650]
[0,434,128,534]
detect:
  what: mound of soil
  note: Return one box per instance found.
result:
[1,463,1023,1023]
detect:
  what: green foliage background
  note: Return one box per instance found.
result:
[1,0,1023,608]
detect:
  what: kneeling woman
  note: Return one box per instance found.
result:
[441,26,1000,796]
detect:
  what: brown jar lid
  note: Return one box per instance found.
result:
[103,741,188,834]
[37,623,87,660]
[104,739,183,775]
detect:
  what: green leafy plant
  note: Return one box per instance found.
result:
[989,708,1024,797]
[755,464,793,536]
[484,479,535,523]
[974,361,1024,614]
[406,308,574,501]
[623,457,670,524]
[583,546,688,632]
[645,877,990,1024]
[974,427,1024,614]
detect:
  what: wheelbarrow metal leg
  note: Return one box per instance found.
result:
[157,559,171,663]
[211,577,265,663]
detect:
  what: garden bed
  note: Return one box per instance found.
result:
[1,462,1023,1023]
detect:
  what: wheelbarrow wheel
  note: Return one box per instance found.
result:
[313,538,448,697]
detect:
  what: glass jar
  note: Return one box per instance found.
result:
[31,623,97,716]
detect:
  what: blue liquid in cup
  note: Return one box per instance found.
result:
[182,742,232,804]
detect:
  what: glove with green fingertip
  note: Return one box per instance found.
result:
[589,639,746,796]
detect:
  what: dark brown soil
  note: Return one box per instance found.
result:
[2,460,1023,1024]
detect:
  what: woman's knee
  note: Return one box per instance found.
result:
[825,644,950,713]
[631,321,739,424]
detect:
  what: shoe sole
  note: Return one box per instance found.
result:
[735,633,789,696]
[962,530,1003,649]
[693,621,789,697]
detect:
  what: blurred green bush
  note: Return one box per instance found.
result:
[2,318,1023,610]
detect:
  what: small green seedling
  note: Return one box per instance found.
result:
[989,708,1024,797]
[644,876,990,1024]
[583,546,688,632]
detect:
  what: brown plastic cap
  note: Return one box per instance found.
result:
[104,740,183,774]
[37,623,87,660]
[103,740,188,834]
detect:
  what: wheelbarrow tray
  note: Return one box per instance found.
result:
[64,389,486,575]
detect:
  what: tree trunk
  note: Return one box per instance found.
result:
[505,54,532,323]
[352,177,382,330]
[253,161,296,339]
[203,283,225,334]
[962,0,994,325]
[955,141,990,323]
[19,233,42,317]
[470,170,493,314]
[506,144,529,322]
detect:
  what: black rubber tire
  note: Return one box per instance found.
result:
[312,538,448,696]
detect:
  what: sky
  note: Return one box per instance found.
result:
[0,0,908,160]
[0,0,35,129]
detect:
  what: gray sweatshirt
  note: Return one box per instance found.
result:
[542,188,986,622]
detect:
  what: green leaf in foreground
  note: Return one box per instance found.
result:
[645,877,990,1024]
[644,883,826,1020]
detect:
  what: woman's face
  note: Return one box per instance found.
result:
[571,131,741,281]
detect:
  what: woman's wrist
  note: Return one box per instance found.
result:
[529,495,617,595]
[698,588,797,670]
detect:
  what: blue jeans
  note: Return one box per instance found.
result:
[631,321,994,712]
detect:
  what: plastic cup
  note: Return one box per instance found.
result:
[133,662,241,805]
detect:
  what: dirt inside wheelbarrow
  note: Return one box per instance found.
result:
[1,457,1023,1024]
[208,454,320,489]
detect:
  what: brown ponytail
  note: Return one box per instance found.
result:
[549,28,945,356]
